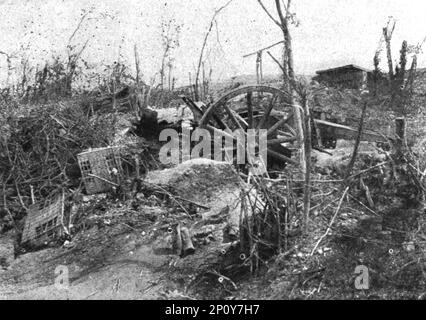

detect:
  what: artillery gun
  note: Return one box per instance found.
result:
[180,85,389,172]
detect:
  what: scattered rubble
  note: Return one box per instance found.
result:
[0,79,425,300]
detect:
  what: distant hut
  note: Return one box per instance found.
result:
[313,64,373,90]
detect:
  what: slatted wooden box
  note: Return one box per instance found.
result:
[77,146,122,195]
[21,196,64,246]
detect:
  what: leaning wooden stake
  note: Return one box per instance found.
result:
[343,101,368,183]
[134,155,140,179]
[88,173,119,187]
[310,186,349,256]
[395,117,406,156]
[302,98,312,233]
[194,0,233,100]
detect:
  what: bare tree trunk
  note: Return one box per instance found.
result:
[134,44,141,85]
[393,41,408,115]
[404,55,417,102]
[274,0,305,172]
[202,61,206,100]
[195,0,233,101]
[255,51,263,84]
[0,52,15,88]
[373,51,380,96]
[258,0,305,170]
[168,64,172,91]
[160,52,166,90]
[195,26,211,100]
[188,72,194,99]
[256,52,261,85]
[395,117,406,156]
[282,47,289,90]
[302,98,311,233]
[383,20,396,81]
[276,0,295,82]
[344,102,368,184]
[258,0,311,234]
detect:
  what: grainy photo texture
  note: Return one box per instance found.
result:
[0,0,425,301]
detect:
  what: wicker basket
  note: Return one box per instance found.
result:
[21,195,64,245]
[77,146,122,195]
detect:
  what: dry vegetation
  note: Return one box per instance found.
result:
[0,3,426,300]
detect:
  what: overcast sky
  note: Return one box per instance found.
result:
[0,0,425,86]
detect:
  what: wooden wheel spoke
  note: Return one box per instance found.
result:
[233,111,249,128]
[267,136,297,145]
[206,124,236,141]
[267,149,298,166]
[277,129,294,138]
[211,111,228,131]
[267,114,293,136]
[247,92,253,128]
[224,104,247,131]
[257,94,277,129]
[283,123,297,136]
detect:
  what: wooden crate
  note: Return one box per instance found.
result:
[21,195,64,246]
[77,146,122,194]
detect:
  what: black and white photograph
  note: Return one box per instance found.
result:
[0,0,426,303]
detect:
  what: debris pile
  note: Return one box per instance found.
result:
[0,98,156,249]
[0,80,425,300]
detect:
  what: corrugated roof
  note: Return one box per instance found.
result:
[316,64,372,74]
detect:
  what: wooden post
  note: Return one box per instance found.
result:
[395,117,405,154]
[294,105,305,173]
[202,62,206,100]
[188,72,193,100]
[383,22,396,82]
[134,155,140,179]
[134,44,141,86]
[302,99,312,233]
[257,51,263,84]
[243,41,284,85]
[256,52,261,85]
[168,64,172,91]
[312,116,323,148]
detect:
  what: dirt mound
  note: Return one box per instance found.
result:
[146,159,247,236]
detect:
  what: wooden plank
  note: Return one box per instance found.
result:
[267,149,299,166]
[267,136,297,145]
[267,115,293,136]
[224,105,246,131]
[243,41,284,58]
[314,119,390,143]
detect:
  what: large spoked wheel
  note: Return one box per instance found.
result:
[199,85,301,171]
